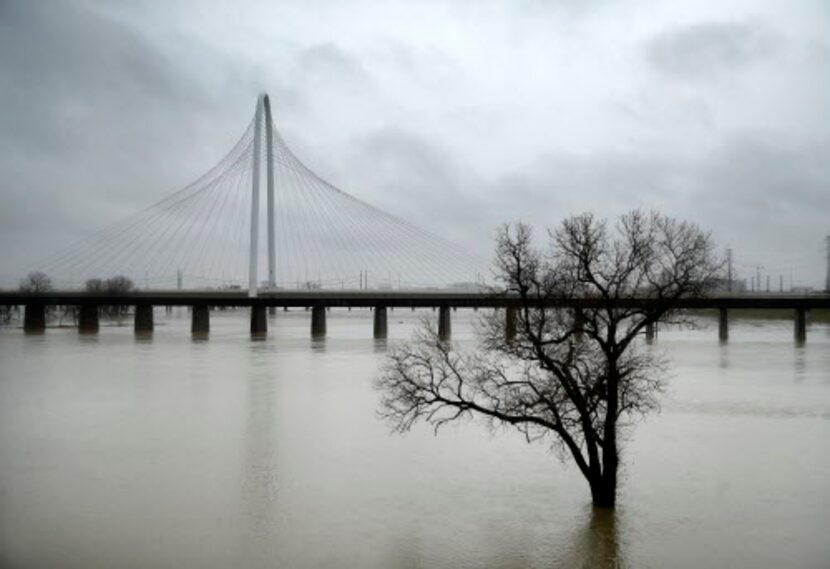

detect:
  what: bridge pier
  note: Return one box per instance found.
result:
[795,308,807,343]
[373,306,387,339]
[505,306,517,342]
[78,305,99,334]
[191,304,209,335]
[24,303,46,333]
[251,306,267,335]
[135,304,154,334]
[438,306,451,341]
[311,306,326,337]
[269,306,276,316]
[718,308,729,342]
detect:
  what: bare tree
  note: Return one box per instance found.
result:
[377,211,722,508]
[19,271,53,294]
[105,275,134,294]
[18,272,55,321]
[85,278,105,293]
[106,275,134,316]
[84,275,134,315]
[0,305,17,324]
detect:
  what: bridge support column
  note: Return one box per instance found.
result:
[24,303,46,333]
[311,306,326,337]
[135,305,153,334]
[795,308,807,343]
[505,306,517,342]
[373,306,388,339]
[78,305,99,334]
[718,308,728,342]
[438,306,451,341]
[269,306,276,316]
[192,304,209,335]
[251,306,267,335]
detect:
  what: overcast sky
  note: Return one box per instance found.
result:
[1,0,828,288]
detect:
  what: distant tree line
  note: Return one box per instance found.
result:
[85,275,135,315]
[0,272,138,324]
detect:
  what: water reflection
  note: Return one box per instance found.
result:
[2,311,829,569]
[793,345,807,382]
[76,333,100,346]
[718,342,729,369]
[555,507,624,569]
[240,365,281,556]
[382,533,423,569]
[311,337,326,353]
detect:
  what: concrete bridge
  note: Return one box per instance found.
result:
[3,290,827,343]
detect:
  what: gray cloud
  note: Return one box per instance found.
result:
[0,0,827,288]
[692,134,830,234]
[479,132,830,287]
[0,1,204,275]
[297,43,371,84]
[646,19,782,78]
[342,126,486,250]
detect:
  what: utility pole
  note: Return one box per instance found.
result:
[726,248,733,292]
[756,265,762,294]
[766,275,770,293]
[825,235,830,292]
[779,274,783,293]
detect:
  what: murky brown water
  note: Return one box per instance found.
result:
[1,309,829,568]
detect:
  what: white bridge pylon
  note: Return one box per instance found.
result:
[33,93,487,291]
[249,93,276,297]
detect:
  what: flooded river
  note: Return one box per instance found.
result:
[1,309,829,568]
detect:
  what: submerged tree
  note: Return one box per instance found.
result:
[377,211,722,508]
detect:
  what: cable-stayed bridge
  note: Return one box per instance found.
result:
[4,95,828,342]
[36,93,486,293]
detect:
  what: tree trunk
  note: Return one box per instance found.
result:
[595,363,620,509]
[590,474,617,509]
[596,439,619,509]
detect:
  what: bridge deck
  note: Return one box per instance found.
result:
[1,290,829,310]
